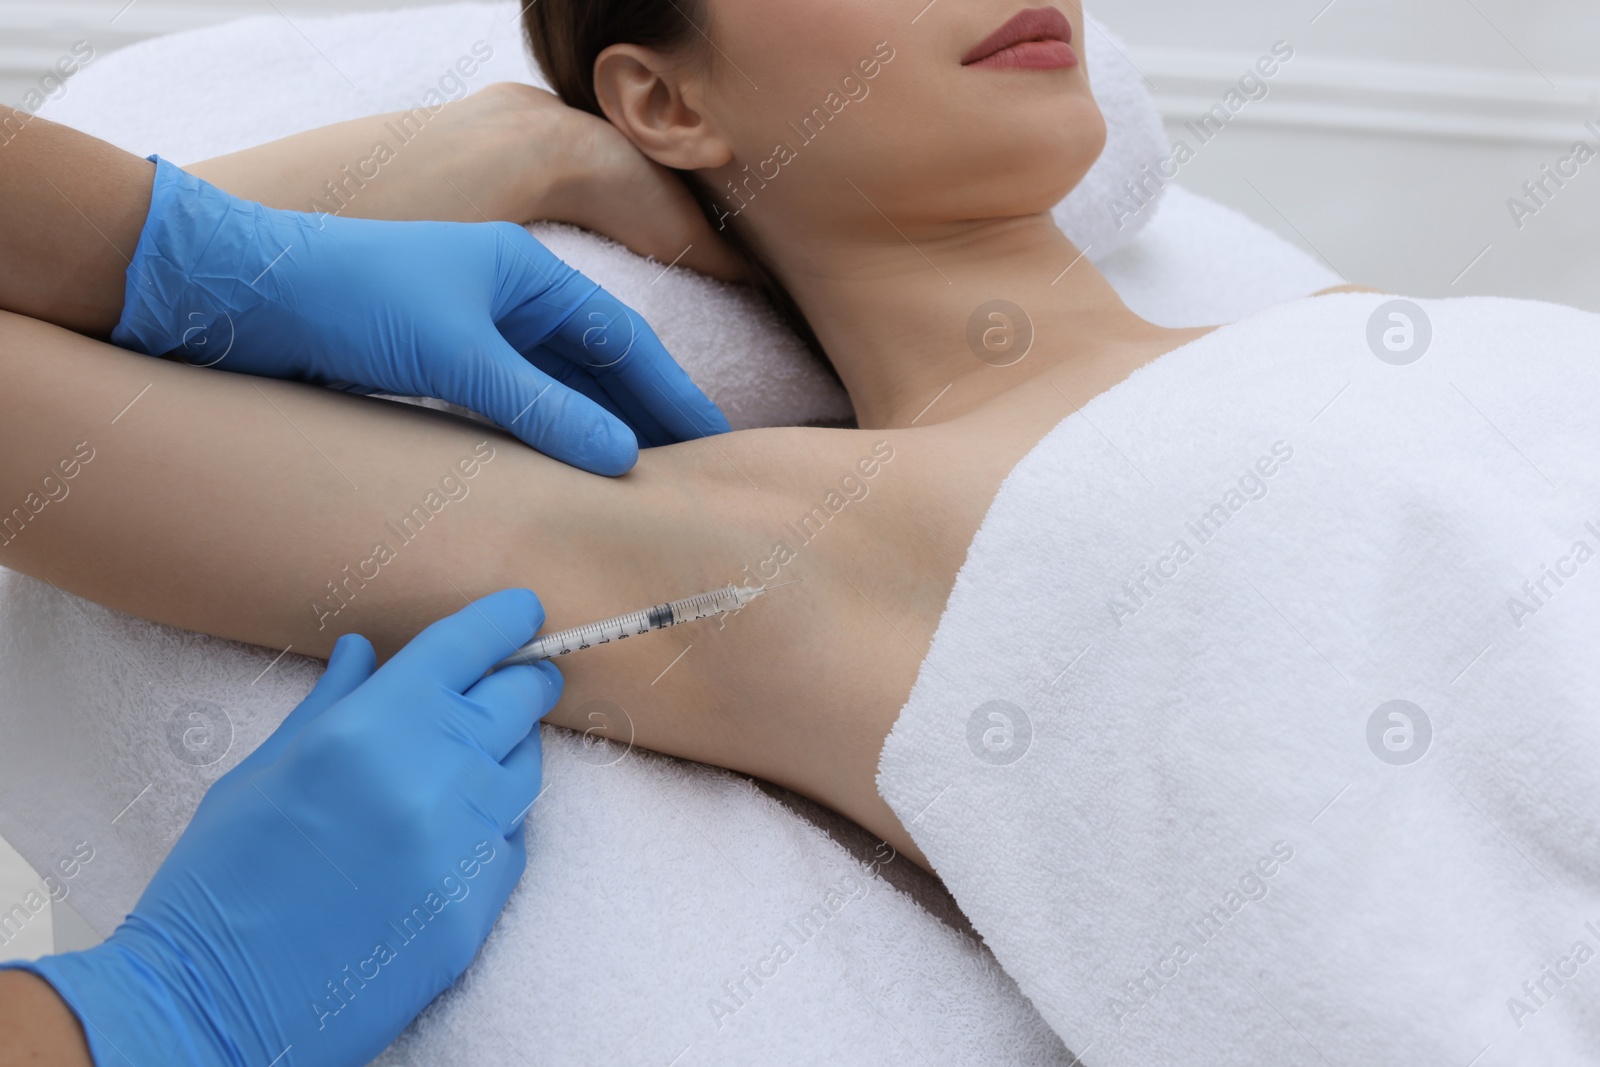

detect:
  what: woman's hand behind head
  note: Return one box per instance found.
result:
[505,82,747,283]
[186,79,741,283]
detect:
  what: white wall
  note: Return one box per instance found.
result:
[1097,0,1600,309]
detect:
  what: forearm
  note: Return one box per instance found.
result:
[0,971,93,1067]
[187,84,747,280]
[0,112,152,336]
[185,86,568,225]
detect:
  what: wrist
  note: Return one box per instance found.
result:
[4,934,225,1067]
[431,83,583,225]
[493,94,751,283]
[518,106,595,227]
[111,156,272,364]
[530,106,619,231]
[0,969,93,1067]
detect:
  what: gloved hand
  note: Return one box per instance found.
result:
[7,590,560,1066]
[112,156,730,475]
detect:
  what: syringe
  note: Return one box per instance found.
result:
[490,584,765,671]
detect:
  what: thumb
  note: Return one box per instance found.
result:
[237,633,377,771]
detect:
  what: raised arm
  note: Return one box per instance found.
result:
[0,307,936,867]
[0,305,756,659]
[185,81,745,281]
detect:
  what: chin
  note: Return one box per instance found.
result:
[969,95,1108,217]
[1048,96,1109,203]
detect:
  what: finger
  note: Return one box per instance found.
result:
[498,730,545,834]
[453,660,563,763]
[522,341,675,448]
[489,224,608,357]
[536,290,732,443]
[486,221,587,314]
[451,330,640,475]
[485,232,730,444]
[517,346,673,447]
[236,633,376,771]
[380,589,546,695]
[464,730,546,840]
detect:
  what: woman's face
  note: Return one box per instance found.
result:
[689,0,1106,241]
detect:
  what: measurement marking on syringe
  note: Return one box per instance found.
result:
[489,584,767,672]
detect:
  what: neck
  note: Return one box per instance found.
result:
[767,212,1168,428]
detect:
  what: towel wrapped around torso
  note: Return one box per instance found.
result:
[878,293,1600,1067]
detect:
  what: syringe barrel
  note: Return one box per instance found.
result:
[489,584,763,672]
[665,586,749,625]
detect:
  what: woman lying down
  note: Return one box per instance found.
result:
[0,0,1190,870]
[5,2,1600,1064]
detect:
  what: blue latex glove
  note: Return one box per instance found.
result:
[5,590,561,1066]
[111,156,730,475]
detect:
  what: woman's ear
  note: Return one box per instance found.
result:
[593,44,732,171]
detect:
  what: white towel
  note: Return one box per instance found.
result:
[1096,185,1340,328]
[878,293,1600,1066]
[0,3,1336,1062]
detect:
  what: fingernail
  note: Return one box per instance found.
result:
[331,632,362,658]
[592,417,638,476]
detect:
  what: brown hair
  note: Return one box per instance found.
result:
[522,1,835,383]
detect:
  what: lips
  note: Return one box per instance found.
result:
[961,6,1077,70]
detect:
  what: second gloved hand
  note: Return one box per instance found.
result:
[112,156,730,475]
[11,590,560,1066]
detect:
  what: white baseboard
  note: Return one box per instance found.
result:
[1135,46,1600,147]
